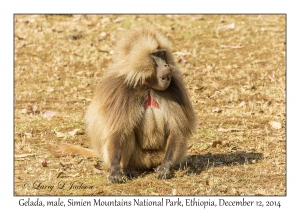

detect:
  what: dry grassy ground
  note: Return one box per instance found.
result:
[14,14,286,196]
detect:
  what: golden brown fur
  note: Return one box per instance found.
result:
[51,28,197,183]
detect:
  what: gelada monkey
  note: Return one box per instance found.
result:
[51,28,197,183]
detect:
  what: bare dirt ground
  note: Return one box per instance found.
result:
[14,14,286,196]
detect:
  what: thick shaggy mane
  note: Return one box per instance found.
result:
[110,29,175,87]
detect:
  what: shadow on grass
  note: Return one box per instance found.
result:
[178,151,264,175]
[131,151,264,179]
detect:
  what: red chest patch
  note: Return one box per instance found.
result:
[143,93,159,109]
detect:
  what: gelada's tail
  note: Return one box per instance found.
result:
[49,144,99,158]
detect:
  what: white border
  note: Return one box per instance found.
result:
[4,0,297,209]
